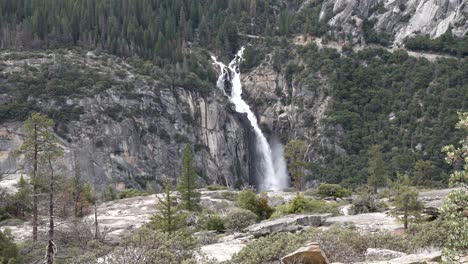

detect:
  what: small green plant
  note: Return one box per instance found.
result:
[237,190,273,220]
[317,183,351,199]
[199,214,225,232]
[119,188,144,199]
[351,187,387,214]
[0,229,22,264]
[224,209,257,232]
[206,185,228,191]
[271,194,340,218]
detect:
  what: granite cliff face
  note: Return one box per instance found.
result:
[1,0,466,190]
[0,51,250,190]
[242,59,343,166]
[320,0,467,45]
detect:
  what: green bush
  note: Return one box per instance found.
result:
[406,219,449,250]
[0,218,24,227]
[69,227,198,263]
[224,209,257,232]
[229,226,412,264]
[351,188,387,214]
[0,229,21,264]
[237,190,273,220]
[102,185,117,201]
[271,194,340,218]
[206,185,228,191]
[119,188,145,199]
[200,214,225,232]
[317,183,352,198]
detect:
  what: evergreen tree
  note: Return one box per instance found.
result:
[367,145,388,193]
[412,160,435,187]
[0,229,21,264]
[177,144,201,212]
[150,178,184,233]
[72,154,84,217]
[13,175,31,218]
[441,112,468,263]
[284,140,308,191]
[44,134,63,264]
[393,185,423,230]
[16,112,56,241]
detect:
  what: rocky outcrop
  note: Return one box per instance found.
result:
[281,242,330,264]
[365,248,407,262]
[242,61,344,188]
[244,214,330,237]
[324,212,402,232]
[200,233,254,262]
[363,250,441,264]
[319,0,468,46]
[0,51,250,190]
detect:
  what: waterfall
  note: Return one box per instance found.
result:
[212,48,289,191]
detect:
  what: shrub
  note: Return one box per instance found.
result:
[228,231,310,264]
[317,183,351,198]
[200,214,225,232]
[207,191,238,202]
[102,185,117,201]
[229,226,411,264]
[224,209,257,232]
[271,194,340,218]
[406,219,449,250]
[0,229,21,264]
[206,185,228,191]
[351,188,387,214]
[237,190,273,220]
[119,188,145,199]
[0,218,24,227]
[69,227,198,264]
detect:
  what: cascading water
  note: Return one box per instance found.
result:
[212,47,289,191]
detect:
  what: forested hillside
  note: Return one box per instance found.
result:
[0,0,467,188]
[1,1,467,263]
[0,0,321,61]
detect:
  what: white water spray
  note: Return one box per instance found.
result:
[212,48,289,191]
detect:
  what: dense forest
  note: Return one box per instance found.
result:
[405,28,468,57]
[1,1,467,263]
[1,0,467,188]
[0,0,327,62]
[294,47,468,186]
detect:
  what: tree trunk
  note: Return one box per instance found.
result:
[32,124,38,241]
[45,158,56,264]
[249,0,257,17]
[94,199,99,240]
[404,208,408,229]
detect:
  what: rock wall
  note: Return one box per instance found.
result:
[241,55,344,187]
[320,0,468,46]
[0,51,250,190]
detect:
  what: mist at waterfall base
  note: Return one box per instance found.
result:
[212,48,289,191]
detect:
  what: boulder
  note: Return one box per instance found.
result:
[244,214,330,237]
[281,242,330,264]
[364,250,441,264]
[365,248,407,262]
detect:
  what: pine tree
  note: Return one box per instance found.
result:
[13,175,31,218]
[15,112,56,241]
[284,140,307,191]
[441,112,468,262]
[367,145,388,193]
[412,160,434,187]
[177,144,201,211]
[43,129,63,264]
[393,185,423,229]
[150,178,183,233]
[72,154,84,217]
